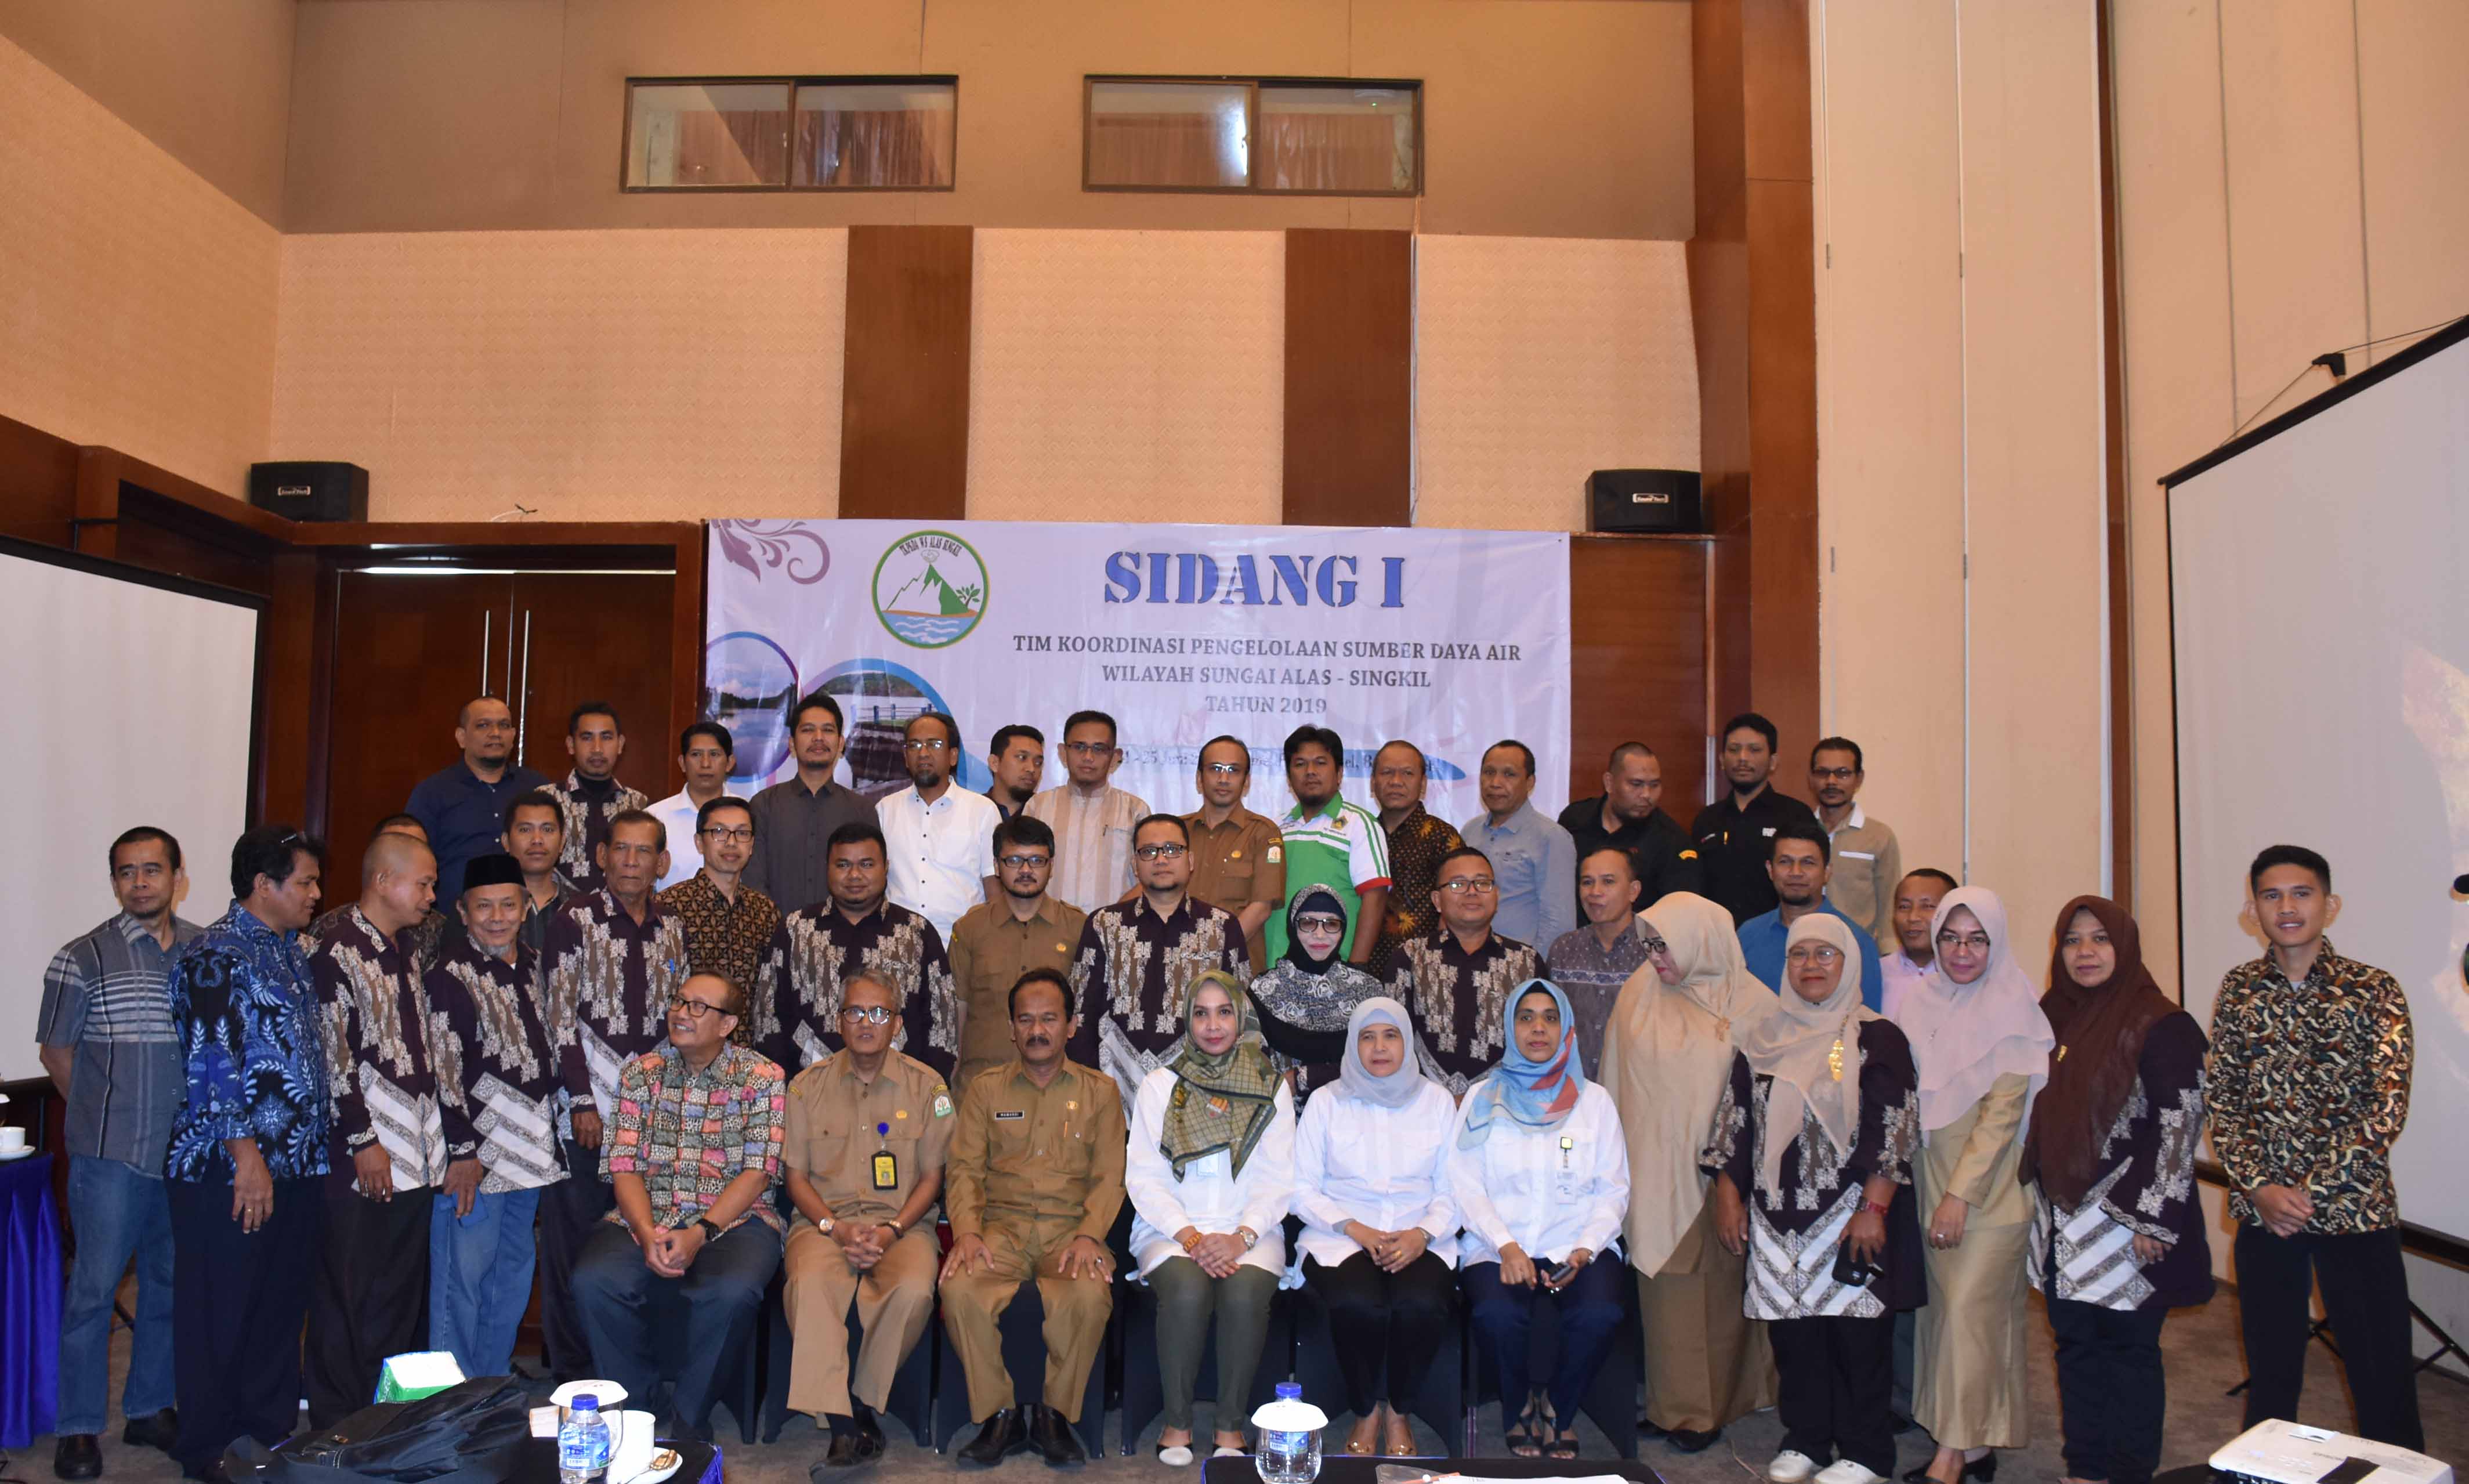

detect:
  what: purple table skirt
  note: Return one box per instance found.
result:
[1,1150,62,1449]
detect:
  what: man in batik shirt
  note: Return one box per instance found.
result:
[658,795,781,1036]
[1386,845,1542,1096]
[1369,740,1464,979]
[1065,813,1251,1110]
[547,701,650,893]
[503,789,578,958]
[308,814,452,968]
[754,820,958,1078]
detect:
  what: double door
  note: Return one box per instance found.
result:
[322,569,678,904]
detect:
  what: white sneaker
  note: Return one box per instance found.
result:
[1768,1450,1820,1483]
[1813,1461,1885,1484]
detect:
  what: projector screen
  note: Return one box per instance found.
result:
[0,542,262,1086]
[2168,321,2469,1246]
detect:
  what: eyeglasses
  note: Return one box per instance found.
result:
[1783,945,1844,965]
[1639,930,1669,957]
[1811,766,1859,782]
[700,825,754,843]
[1061,740,1112,757]
[1294,914,1345,933]
[1200,762,1244,776]
[669,993,733,1019]
[997,853,1053,870]
[1134,843,1188,860]
[1936,931,1993,952]
[840,1004,894,1025]
[903,738,950,752]
[1437,877,1497,895]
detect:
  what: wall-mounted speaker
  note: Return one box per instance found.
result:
[248,461,368,523]
[1586,469,1702,534]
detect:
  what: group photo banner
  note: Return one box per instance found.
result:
[703,519,1573,824]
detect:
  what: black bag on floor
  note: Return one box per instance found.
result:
[233,1377,534,1484]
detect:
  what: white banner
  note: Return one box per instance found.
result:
[702,519,1572,823]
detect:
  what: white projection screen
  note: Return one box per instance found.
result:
[0,542,262,1085]
[2168,320,2469,1247]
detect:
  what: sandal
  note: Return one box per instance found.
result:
[1505,1399,1545,1459]
[1547,1429,1581,1461]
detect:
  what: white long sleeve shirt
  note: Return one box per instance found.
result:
[1125,1065,1297,1279]
[1444,1078,1629,1267]
[1291,1081,1462,1269]
[877,783,1001,943]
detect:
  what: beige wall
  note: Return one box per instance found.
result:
[1812,0,2110,945]
[283,0,1694,239]
[0,35,280,498]
[0,0,294,226]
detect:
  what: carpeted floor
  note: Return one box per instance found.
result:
[17,1287,2463,1484]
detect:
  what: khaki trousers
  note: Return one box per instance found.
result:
[1637,1201,1775,1433]
[939,1221,1113,1424]
[782,1223,939,1418]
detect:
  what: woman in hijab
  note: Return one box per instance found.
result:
[1446,980,1629,1460]
[1247,884,1392,1095]
[2023,897,2210,1484]
[1602,892,1777,1456]
[1293,997,1461,1457]
[1705,913,1921,1484]
[1892,888,2054,1484]
[1123,970,1298,1465]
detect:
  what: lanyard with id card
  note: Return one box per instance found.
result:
[871,1121,897,1191]
[1555,1134,1577,1199]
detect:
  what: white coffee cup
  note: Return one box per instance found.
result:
[610,1411,658,1483]
[0,1127,27,1154]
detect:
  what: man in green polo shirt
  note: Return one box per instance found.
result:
[1264,725,1390,964]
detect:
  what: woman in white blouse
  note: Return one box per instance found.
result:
[1447,979,1631,1461]
[1124,969,1298,1465]
[1293,996,1461,1457]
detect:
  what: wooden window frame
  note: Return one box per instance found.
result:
[1081,74,1424,198]
[620,75,961,194]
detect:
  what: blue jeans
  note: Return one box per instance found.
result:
[58,1156,176,1435]
[1464,1255,1628,1425]
[429,1186,543,1380]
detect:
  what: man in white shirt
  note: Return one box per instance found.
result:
[1024,711,1150,914]
[650,721,736,891]
[877,711,1001,943]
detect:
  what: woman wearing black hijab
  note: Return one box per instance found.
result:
[1245,884,1391,1095]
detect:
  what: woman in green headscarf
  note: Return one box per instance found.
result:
[1123,969,1299,1464]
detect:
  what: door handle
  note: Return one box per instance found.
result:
[480,609,492,696]
[516,609,533,761]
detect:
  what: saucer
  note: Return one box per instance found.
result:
[620,1450,682,1484]
[0,1147,37,1161]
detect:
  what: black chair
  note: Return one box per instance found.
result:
[754,1262,935,1445]
[1285,1269,1464,1452]
[1465,1265,1643,1460]
[929,1279,1107,1457]
[1115,1270,1292,1455]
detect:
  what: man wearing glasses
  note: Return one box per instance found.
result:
[1024,710,1150,914]
[753,821,960,1080]
[1066,813,1251,1110]
[1385,845,1541,1096]
[1180,734,1285,974]
[571,972,785,1442]
[779,973,954,1464]
[658,797,782,1022]
[877,711,1001,943]
[1808,737,1900,945]
[405,696,550,901]
[650,722,737,891]
[946,816,1086,1087]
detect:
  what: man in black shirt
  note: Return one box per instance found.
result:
[1556,740,1701,918]
[1687,712,1819,924]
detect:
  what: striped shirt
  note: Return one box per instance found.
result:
[1024,784,1151,914]
[37,913,203,1171]
[1265,794,1392,963]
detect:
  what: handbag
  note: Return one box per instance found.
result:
[237,1377,534,1484]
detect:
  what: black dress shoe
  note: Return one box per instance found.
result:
[1637,1414,1667,1440]
[123,1409,180,1453]
[180,1461,234,1484]
[1903,1453,1996,1484]
[959,1407,1029,1465]
[1891,1413,1918,1435]
[1666,1427,1723,1454]
[53,1434,102,1480]
[816,1429,884,1471]
[1026,1405,1084,1467]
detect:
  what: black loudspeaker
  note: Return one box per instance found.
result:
[248,461,368,522]
[1586,468,1702,534]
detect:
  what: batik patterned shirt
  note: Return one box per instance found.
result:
[166,902,331,1183]
[754,902,958,1079]
[2029,1012,2211,1311]
[603,1041,786,1233]
[548,772,651,893]
[309,903,451,974]
[545,891,690,1120]
[657,872,783,1020]
[312,906,472,1190]
[2204,939,2412,1234]
[1386,929,1543,1096]
[1545,921,1654,1078]
[1066,895,1251,1109]
[1371,805,1463,979]
[426,933,566,1193]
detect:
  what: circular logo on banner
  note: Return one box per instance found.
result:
[872,530,987,649]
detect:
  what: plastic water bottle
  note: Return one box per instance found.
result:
[1252,1381,1327,1484]
[557,1395,611,1484]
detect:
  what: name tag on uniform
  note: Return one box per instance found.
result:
[872,1150,899,1190]
[1556,1135,1578,1198]
[1841,849,1876,860]
[1760,827,1776,837]
[994,1109,1026,1120]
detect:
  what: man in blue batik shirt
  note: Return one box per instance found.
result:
[164,827,331,1484]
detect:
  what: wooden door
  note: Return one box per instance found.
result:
[507,572,678,802]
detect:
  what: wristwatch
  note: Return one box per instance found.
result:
[885,1218,907,1239]
[816,1212,837,1235]
[696,1217,725,1242]
[1236,1226,1259,1250]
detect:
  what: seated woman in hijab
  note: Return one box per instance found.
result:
[1603,892,1777,1456]
[2022,897,2209,1484]
[1446,980,1630,1461]
[1247,884,1391,1095]
[1294,997,1461,1457]
[1123,969,1298,1465]
[1706,914,1921,1484]
[1894,888,2053,1484]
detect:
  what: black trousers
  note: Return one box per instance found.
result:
[2232,1222,2423,1449]
[537,1140,615,1382]
[1771,1313,1895,1476]
[1304,1251,1456,1416]
[2048,1300,2167,1484]
[307,1181,435,1429]
[169,1175,324,1473]
[572,1220,780,1430]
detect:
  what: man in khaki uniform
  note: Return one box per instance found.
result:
[946,816,1086,1087]
[940,968,1125,1467]
[783,972,954,1466]
[1181,734,1286,973]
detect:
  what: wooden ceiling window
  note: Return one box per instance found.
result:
[624,77,958,191]
[1083,77,1421,196]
